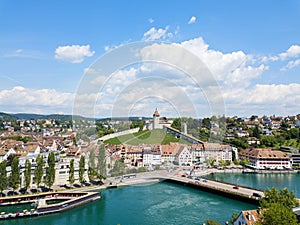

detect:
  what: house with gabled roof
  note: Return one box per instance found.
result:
[25,142,40,156]
[175,145,192,166]
[233,209,260,225]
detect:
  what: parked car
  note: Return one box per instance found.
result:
[253,192,262,198]
[233,186,239,189]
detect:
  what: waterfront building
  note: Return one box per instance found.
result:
[161,143,181,164]
[289,152,300,168]
[54,156,89,186]
[239,148,291,170]
[233,209,260,225]
[174,145,192,166]
[190,144,205,163]
[142,145,161,167]
[125,145,143,167]
[203,143,233,163]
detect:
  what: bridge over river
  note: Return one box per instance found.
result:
[105,170,265,204]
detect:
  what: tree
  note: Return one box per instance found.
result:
[9,157,20,192]
[89,149,95,170]
[233,158,239,165]
[256,188,299,225]
[24,159,31,190]
[97,144,107,178]
[259,187,299,209]
[260,135,277,147]
[69,159,75,186]
[34,155,44,188]
[206,158,216,167]
[253,125,260,139]
[0,161,7,194]
[239,157,250,167]
[229,212,239,225]
[202,117,211,129]
[110,159,125,176]
[218,159,226,167]
[44,152,55,189]
[171,118,181,131]
[79,155,85,184]
[206,220,221,225]
[257,203,298,225]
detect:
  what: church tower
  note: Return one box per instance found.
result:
[153,108,160,129]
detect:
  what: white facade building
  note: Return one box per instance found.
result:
[175,145,192,166]
[239,148,291,170]
[190,143,233,164]
[142,146,161,167]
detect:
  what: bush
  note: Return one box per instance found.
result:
[206,220,221,225]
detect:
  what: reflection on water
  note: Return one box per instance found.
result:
[206,172,300,197]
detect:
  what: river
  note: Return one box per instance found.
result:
[1,181,255,225]
[206,172,300,197]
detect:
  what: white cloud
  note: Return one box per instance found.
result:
[55,45,95,63]
[148,18,154,23]
[6,37,298,117]
[0,86,74,114]
[3,49,42,59]
[281,59,300,71]
[188,16,196,24]
[223,83,300,116]
[279,45,300,60]
[175,37,267,87]
[143,26,172,41]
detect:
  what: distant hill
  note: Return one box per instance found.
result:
[0,112,92,121]
[0,112,151,122]
[0,112,16,120]
[96,117,152,122]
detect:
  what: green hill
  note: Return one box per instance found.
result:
[104,129,192,145]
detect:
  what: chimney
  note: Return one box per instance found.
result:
[247,212,251,220]
[257,207,261,214]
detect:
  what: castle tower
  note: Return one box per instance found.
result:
[153,108,160,129]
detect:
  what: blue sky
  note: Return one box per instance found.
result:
[0,0,300,118]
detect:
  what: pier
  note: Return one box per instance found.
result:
[0,191,100,220]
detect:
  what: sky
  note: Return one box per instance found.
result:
[0,0,300,118]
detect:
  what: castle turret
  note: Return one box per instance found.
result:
[153,108,160,129]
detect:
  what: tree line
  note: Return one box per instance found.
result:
[0,153,87,195]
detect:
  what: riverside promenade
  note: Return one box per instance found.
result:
[0,191,100,220]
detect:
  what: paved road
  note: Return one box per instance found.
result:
[115,170,265,199]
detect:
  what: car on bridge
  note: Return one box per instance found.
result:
[253,192,262,198]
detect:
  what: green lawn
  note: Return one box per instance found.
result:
[104,129,192,145]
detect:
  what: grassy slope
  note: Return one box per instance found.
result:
[104,129,192,145]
